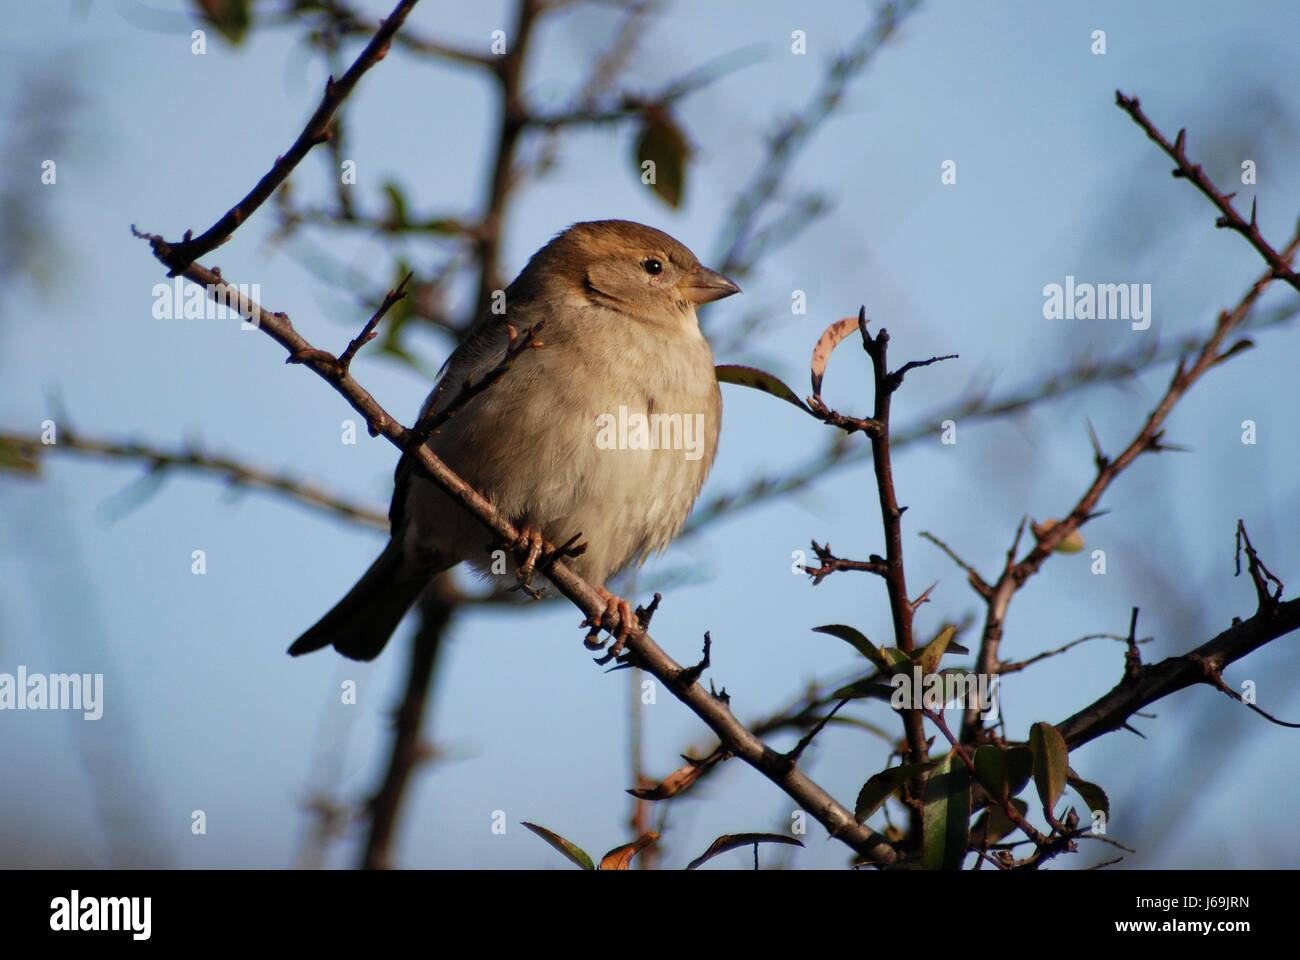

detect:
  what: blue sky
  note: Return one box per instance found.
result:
[2,0,1298,869]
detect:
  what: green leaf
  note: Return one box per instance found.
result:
[855,761,935,823]
[0,436,41,475]
[635,107,690,208]
[879,647,912,669]
[921,752,971,870]
[521,822,594,870]
[813,624,889,672]
[916,624,957,677]
[971,798,1029,847]
[685,833,803,870]
[831,676,895,701]
[1029,722,1070,814]
[1067,769,1110,818]
[972,745,1033,801]
[827,716,895,741]
[381,181,409,230]
[192,0,250,45]
[715,364,811,413]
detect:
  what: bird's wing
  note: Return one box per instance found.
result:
[388,307,523,531]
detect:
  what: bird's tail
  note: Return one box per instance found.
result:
[288,541,448,661]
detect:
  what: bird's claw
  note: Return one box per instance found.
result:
[581,588,637,659]
[507,525,547,598]
[506,529,589,599]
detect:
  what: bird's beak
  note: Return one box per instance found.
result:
[678,266,741,304]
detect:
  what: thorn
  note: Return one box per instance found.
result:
[1174,128,1186,154]
[1250,196,1258,227]
[636,593,663,630]
[1085,418,1104,462]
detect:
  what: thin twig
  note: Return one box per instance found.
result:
[0,429,387,529]
[134,260,902,866]
[961,218,1300,742]
[1115,91,1300,292]
[142,0,422,276]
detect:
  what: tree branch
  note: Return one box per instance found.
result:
[142,0,422,276]
[0,428,387,529]
[1115,91,1300,293]
[133,255,901,865]
[960,218,1300,742]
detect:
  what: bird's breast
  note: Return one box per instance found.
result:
[448,314,720,584]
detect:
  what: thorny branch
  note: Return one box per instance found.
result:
[958,211,1300,743]
[144,0,421,277]
[103,0,1300,871]
[133,0,907,857]
[1115,91,1300,293]
[133,253,900,865]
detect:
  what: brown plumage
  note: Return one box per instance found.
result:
[289,220,739,660]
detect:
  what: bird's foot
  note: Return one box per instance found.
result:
[582,587,638,658]
[507,525,547,598]
[507,529,587,599]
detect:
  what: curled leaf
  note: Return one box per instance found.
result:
[628,753,722,800]
[1067,769,1110,818]
[599,832,659,870]
[810,316,863,396]
[521,822,595,871]
[685,833,803,870]
[716,364,810,412]
[813,624,889,672]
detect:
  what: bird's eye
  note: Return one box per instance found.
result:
[642,258,663,276]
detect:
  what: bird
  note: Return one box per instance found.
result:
[289,220,740,660]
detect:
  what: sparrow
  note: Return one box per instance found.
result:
[289,220,739,660]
